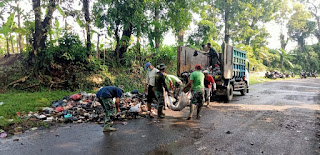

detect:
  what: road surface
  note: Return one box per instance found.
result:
[1,78,320,155]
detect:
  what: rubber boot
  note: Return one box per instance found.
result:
[103,123,117,132]
[196,105,202,119]
[157,106,165,119]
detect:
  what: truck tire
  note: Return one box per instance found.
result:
[225,85,233,102]
[240,83,247,96]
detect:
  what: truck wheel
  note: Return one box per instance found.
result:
[225,85,233,102]
[240,83,247,96]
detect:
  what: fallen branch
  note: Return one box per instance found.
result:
[2,76,29,91]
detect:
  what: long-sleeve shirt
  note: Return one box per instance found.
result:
[154,72,169,93]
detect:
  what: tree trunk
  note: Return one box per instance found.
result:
[178,29,184,45]
[32,0,56,53]
[119,23,133,58]
[17,3,23,53]
[114,25,120,64]
[224,0,230,45]
[315,16,320,43]
[137,36,141,64]
[10,33,15,54]
[6,37,10,57]
[298,37,305,52]
[154,5,160,48]
[32,0,41,54]
[96,33,100,59]
[16,36,19,52]
[280,33,289,50]
[83,0,91,52]
[83,29,86,43]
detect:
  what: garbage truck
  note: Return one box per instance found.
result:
[177,44,250,102]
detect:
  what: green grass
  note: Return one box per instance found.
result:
[0,90,77,128]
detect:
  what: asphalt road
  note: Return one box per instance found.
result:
[1,78,320,155]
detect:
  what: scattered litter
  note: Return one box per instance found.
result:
[70,94,81,101]
[122,122,128,125]
[197,146,207,151]
[250,143,254,146]
[31,127,38,131]
[55,134,60,137]
[194,141,201,145]
[8,119,13,122]
[141,135,146,138]
[39,115,46,119]
[0,102,4,106]
[64,114,72,119]
[0,132,7,138]
[13,138,19,142]
[297,130,302,133]
[304,137,309,141]
[226,131,232,134]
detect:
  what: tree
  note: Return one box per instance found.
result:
[215,0,241,45]
[93,0,148,62]
[167,0,193,45]
[145,0,170,49]
[275,0,293,50]
[299,0,320,42]
[0,13,15,57]
[32,0,56,54]
[231,0,280,46]
[82,0,91,52]
[188,0,221,47]
[287,2,315,51]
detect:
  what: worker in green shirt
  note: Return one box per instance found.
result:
[165,74,183,102]
[166,74,183,91]
[182,64,205,120]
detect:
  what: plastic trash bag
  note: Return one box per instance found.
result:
[165,92,191,111]
[129,103,141,112]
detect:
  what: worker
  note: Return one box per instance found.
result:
[202,44,209,52]
[96,86,124,132]
[182,64,205,120]
[207,43,219,68]
[165,74,183,103]
[166,74,183,92]
[203,70,215,107]
[144,62,159,117]
[154,63,170,118]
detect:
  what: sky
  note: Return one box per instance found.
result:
[1,0,318,51]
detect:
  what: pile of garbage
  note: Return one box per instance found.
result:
[0,90,192,138]
[12,91,159,126]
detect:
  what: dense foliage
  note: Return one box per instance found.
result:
[0,0,320,91]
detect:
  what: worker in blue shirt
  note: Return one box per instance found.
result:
[96,86,123,132]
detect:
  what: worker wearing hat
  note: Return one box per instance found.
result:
[96,86,124,132]
[144,62,159,117]
[154,63,170,118]
[182,64,205,120]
